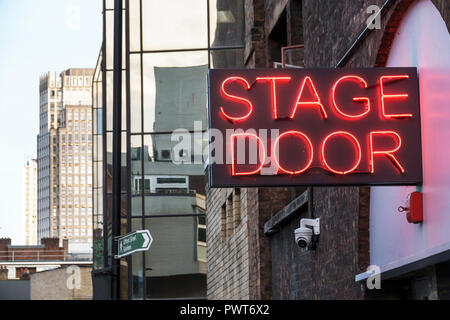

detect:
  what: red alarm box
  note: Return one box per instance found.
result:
[406,192,423,224]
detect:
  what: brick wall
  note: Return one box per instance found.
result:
[0,239,11,261]
[207,0,268,300]
[206,187,250,299]
[268,187,367,299]
[0,238,67,262]
[206,0,450,300]
[30,265,93,300]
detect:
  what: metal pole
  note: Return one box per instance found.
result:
[112,0,123,300]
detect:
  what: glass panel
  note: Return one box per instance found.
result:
[142,133,206,169]
[93,83,98,110]
[129,0,141,52]
[132,252,144,299]
[142,51,208,133]
[96,161,104,190]
[96,135,103,161]
[105,10,114,70]
[93,188,104,270]
[210,48,245,68]
[105,0,114,10]
[105,0,126,10]
[93,134,98,162]
[106,132,112,194]
[130,54,142,133]
[120,193,128,221]
[93,108,98,135]
[121,131,127,193]
[130,135,143,216]
[143,216,206,299]
[198,227,206,243]
[93,161,98,189]
[93,219,104,269]
[142,133,206,216]
[106,71,127,131]
[131,219,144,299]
[105,7,126,69]
[98,187,104,217]
[106,71,113,131]
[141,0,207,51]
[209,0,245,48]
[96,77,103,108]
[120,257,128,299]
[105,194,113,268]
[122,70,127,131]
[96,109,103,135]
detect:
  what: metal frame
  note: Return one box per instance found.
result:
[97,0,245,300]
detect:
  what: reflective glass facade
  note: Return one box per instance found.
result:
[93,0,244,299]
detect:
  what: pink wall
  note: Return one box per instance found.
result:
[369,0,450,273]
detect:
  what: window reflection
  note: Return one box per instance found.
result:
[209,0,245,48]
[141,0,207,51]
[97,0,245,299]
[143,216,206,299]
[142,52,208,133]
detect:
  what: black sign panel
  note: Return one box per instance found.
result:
[208,68,422,187]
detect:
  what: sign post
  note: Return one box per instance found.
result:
[116,230,153,259]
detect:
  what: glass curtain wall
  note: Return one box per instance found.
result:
[92,52,104,270]
[93,0,244,299]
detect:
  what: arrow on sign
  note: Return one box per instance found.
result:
[142,232,150,248]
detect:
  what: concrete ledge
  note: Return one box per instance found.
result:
[264,190,309,236]
[355,245,450,282]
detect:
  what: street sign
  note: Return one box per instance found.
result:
[116,230,153,259]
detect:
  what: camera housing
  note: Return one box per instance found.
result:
[294,218,320,250]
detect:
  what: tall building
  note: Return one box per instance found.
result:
[24,159,38,245]
[37,68,94,247]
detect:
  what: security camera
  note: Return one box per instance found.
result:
[294,218,320,250]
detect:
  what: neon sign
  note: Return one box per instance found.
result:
[208,68,422,187]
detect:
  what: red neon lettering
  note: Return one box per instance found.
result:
[256,77,291,119]
[230,133,266,176]
[290,76,328,119]
[331,75,370,119]
[220,77,253,121]
[369,131,405,174]
[273,131,314,175]
[321,131,362,175]
[379,75,412,118]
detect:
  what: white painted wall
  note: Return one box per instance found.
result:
[370,0,450,272]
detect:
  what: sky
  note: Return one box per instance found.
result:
[0,0,102,244]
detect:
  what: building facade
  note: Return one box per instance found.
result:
[0,237,88,280]
[92,0,244,300]
[206,0,450,300]
[92,0,450,300]
[30,265,93,300]
[37,68,94,247]
[24,159,38,245]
